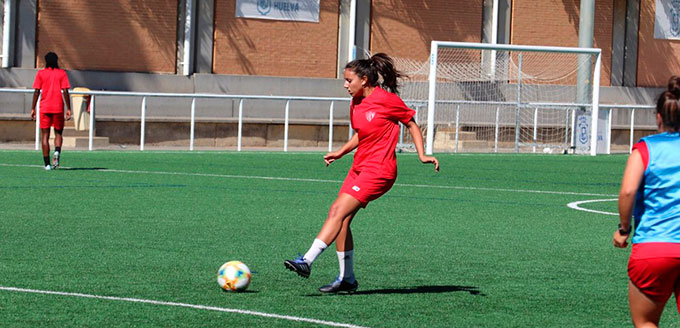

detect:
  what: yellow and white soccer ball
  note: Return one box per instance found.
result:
[217,261,251,292]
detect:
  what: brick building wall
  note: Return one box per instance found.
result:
[212,0,340,78]
[370,0,483,63]
[510,0,613,86]
[637,0,680,87]
[36,0,178,73]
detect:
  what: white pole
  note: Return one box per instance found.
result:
[533,107,538,153]
[490,0,498,77]
[88,96,95,151]
[237,99,243,151]
[328,101,334,152]
[629,108,635,153]
[183,0,194,75]
[589,52,602,156]
[348,0,356,61]
[454,105,460,153]
[34,96,40,150]
[426,41,438,155]
[606,108,612,154]
[140,97,146,151]
[1,0,12,67]
[494,106,499,153]
[284,100,289,152]
[348,119,353,139]
[190,97,196,151]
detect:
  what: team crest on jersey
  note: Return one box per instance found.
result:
[365,111,376,122]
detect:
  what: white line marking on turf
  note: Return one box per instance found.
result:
[0,286,369,328]
[0,163,617,197]
[567,199,618,216]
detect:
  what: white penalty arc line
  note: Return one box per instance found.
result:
[0,286,369,328]
[0,163,616,197]
[567,198,618,216]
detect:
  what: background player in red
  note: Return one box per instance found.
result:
[614,76,680,327]
[30,52,72,170]
[284,53,439,293]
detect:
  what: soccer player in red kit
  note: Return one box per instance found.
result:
[30,52,72,170]
[284,53,439,293]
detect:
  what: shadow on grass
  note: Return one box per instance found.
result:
[58,167,107,171]
[306,285,484,297]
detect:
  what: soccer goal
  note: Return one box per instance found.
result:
[422,41,603,155]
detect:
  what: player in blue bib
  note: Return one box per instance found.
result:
[614,76,680,327]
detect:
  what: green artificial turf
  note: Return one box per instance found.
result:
[0,150,676,327]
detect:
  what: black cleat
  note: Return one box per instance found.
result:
[318,278,358,294]
[284,256,311,278]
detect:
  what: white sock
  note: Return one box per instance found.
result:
[337,250,355,283]
[303,238,327,265]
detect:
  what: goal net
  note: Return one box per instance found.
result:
[412,42,602,155]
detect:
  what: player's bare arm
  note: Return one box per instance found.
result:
[614,149,644,248]
[324,133,359,166]
[30,89,40,120]
[63,88,72,120]
[405,118,439,172]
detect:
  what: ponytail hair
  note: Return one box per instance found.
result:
[345,53,405,94]
[656,76,680,132]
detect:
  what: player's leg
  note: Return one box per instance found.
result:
[51,113,65,168]
[52,128,63,168]
[284,194,361,278]
[628,280,665,327]
[40,127,51,170]
[319,212,359,293]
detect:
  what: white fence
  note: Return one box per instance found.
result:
[0,88,657,153]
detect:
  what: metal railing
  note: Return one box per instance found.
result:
[0,88,657,154]
[0,88,351,152]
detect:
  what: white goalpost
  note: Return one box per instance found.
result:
[422,41,602,155]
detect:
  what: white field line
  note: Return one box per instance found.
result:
[566,199,618,216]
[0,286,369,328]
[0,163,617,197]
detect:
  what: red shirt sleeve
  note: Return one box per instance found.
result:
[59,70,71,89]
[382,92,415,124]
[632,141,649,170]
[32,70,43,89]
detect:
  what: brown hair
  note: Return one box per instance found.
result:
[345,53,405,94]
[656,76,680,132]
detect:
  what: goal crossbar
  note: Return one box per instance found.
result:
[425,41,602,155]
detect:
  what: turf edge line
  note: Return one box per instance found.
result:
[0,286,369,328]
[0,163,617,197]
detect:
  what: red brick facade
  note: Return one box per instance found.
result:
[212,0,340,78]
[36,0,178,73]
[510,0,614,86]
[29,0,678,87]
[637,0,680,87]
[370,0,483,62]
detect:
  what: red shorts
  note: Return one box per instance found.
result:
[339,169,395,207]
[628,256,680,308]
[40,113,65,130]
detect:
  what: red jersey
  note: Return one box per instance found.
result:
[32,68,71,114]
[350,86,415,178]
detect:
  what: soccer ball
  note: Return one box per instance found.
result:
[217,261,251,292]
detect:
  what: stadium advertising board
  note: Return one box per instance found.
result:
[236,0,320,22]
[654,0,680,40]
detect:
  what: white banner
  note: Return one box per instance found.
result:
[654,0,680,40]
[236,0,320,22]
